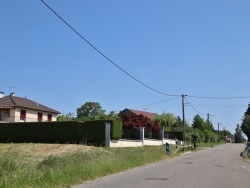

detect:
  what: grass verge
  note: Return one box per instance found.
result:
[0,142,223,188]
[0,143,176,188]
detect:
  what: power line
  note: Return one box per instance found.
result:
[131,96,180,109]
[187,95,250,99]
[40,1,250,100]
[40,0,179,97]
[184,97,207,116]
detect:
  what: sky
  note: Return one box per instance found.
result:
[1,0,250,134]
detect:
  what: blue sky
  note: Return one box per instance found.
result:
[1,0,250,134]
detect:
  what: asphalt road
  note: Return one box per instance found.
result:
[74,144,250,188]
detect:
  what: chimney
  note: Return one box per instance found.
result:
[10,92,15,96]
[0,92,4,98]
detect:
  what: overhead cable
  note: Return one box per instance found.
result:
[184,97,207,116]
[40,0,180,97]
[131,96,180,109]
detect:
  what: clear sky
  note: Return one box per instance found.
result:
[1,0,250,134]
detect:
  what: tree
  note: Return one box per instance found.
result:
[106,111,119,119]
[241,104,250,141]
[204,119,214,132]
[192,114,205,131]
[153,113,177,131]
[76,102,106,120]
[235,124,244,143]
[57,112,75,121]
[121,114,160,133]
[57,115,67,121]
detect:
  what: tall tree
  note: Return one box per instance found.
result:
[192,114,205,131]
[204,119,214,132]
[76,102,105,120]
[235,124,244,143]
[241,104,250,141]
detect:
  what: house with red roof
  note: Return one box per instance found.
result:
[119,108,157,119]
[0,92,60,123]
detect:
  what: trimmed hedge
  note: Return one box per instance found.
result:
[83,120,122,146]
[0,120,122,145]
[0,121,83,143]
[110,119,122,139]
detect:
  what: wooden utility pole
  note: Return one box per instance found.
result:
[182,94,186,144]
[218,122,220,142]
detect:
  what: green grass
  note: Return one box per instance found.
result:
[0,142,223,188]
[0,144,177,188]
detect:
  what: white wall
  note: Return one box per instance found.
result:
[110,139,177,148]
[14,107,57,122]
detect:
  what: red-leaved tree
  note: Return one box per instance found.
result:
[121,114,160,133]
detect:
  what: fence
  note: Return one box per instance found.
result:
[106,123,180,148]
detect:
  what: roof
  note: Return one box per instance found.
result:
[0,95,60,114]
[121,108,157,119]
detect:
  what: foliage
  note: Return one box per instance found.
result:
[204,129,218,143]
[187,127,205,143]
[173,116,183,128]
[235,124,244,143]
[83,120,122,146]
[76,102,106,120]
[192,114,205,131]
[204,119,214,132]
[242,115,250,141]
[241,104,250,141]
[121,114,160,133]
[0,121,83,144]
[57,112,75,121]
[106,111,119,119]
[154,113,177,131]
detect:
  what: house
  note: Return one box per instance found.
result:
[119,108,157,120]
[0,92,60,123]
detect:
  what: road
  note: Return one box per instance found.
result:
[74,144,250,188]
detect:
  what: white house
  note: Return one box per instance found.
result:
[0,92,60,123]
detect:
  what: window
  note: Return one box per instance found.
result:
[3,109,10,117]
[20,110,26,121]
[48,114,52,122]
[38,112,43,122]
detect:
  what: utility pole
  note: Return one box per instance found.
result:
[207,113,214,122]
[217,122,220,142]
[182,94,187,144]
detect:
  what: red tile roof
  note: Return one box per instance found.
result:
[0,95,60,114]
[121,108,157,119]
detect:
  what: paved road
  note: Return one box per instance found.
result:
[74,144,250,188]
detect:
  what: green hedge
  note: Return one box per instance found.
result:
[0,120,122,145]
[110,119,122,139]
[0,121,82,143]
[83,120,122,146]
